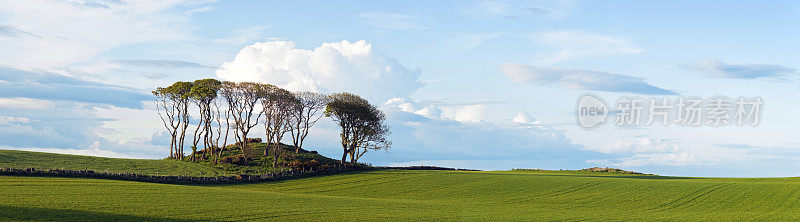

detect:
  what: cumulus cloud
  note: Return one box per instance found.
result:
[537,31,643,63]
[0,68,150,109]
[384,98,487,123]
[216,40,422,103]
[689,59,796,79]
[512,112,543,126]
[501,64,676,95]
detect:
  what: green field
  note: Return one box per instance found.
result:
[3,167,800,221]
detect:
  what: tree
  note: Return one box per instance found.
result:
[188,79,222,162]
[324,92,391,164]
[152,87,179,159]
[211,98,230,164]
[261,85,297,167]
[288,92,328,153]
[155,81,193,160]
[219,81,263,162]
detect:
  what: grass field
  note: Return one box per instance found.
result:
[3,169,800,221]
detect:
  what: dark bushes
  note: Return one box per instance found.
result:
[221,154,247,165]
[377,166,479,171]
[0,166,370,185]
[287,159,320,171]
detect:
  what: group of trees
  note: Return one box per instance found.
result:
[153,79,390,166]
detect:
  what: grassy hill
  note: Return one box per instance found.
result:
[2,167,800,220]
[0,143,340,176]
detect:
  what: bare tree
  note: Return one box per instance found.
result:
[325,92,391,164]
[288,92,328,153]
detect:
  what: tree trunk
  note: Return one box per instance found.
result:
[272,144,279,168]
[169,133,176,159]
[340,148,348,165]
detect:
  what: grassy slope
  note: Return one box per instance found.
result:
[2,170,800,221]
[0,145,339,176]
[0,150,227,176]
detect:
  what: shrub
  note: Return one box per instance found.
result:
[221,154,247,165]
[287,159,321,171]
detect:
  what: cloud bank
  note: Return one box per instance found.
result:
[0,68,150,109]
[354,105,612,170]
[501,64,676,95]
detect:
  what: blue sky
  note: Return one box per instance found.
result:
[1,0,799,177]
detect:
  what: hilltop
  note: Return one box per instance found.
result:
[0,142,341,177]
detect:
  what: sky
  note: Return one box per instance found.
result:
[1,0,799,177]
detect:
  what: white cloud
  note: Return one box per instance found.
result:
[512,112,543,126]
[185,6,214,15]
[0,68,151,109]
[353,107,607,170]
[216,40,422,103]
[586,138,696,167]
[0,116,31,125]
[302,97,608,170]
[688,59,796,79]
[384,97,486,123]
[536,31,643,63]
[611,152,696,167]
[595,138,682,154]
[0,0,201,69]
[501,64,676,95]
[94,105,164,144]
[0,97,53,110]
